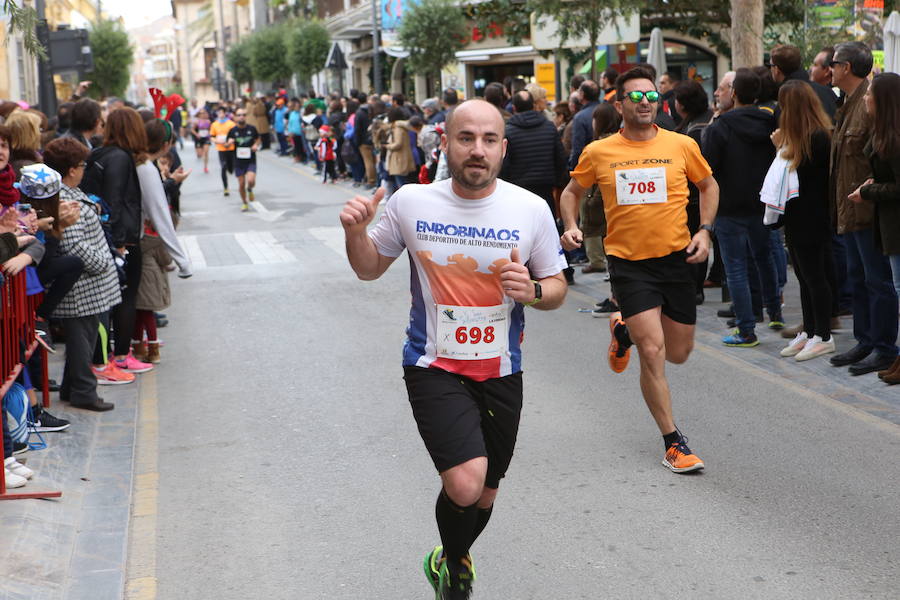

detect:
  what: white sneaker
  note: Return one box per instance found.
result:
[795,336,836,361]
[4,467,27,488]
[5,456,33,479]
[780,332,809,357]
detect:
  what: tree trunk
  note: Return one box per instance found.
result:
[589,27,599,84]
[730,0,764,69]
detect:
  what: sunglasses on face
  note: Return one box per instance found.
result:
[828,60,847,68]
[625,90,660,103]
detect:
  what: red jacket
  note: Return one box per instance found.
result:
[315,137,336,161]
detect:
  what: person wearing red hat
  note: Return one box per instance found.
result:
[315,125,337,184]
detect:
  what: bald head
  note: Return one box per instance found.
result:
[441,99,507,199]
[444,99,505,137]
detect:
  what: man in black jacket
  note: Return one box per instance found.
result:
[703,68,783,347]
[353,96,376,187]
[770,44,837,120]
[500,91,567,208]
[501,90,572,283]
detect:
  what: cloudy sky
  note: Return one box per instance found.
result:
[103,0,173,28]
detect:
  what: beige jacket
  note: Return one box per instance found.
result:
[830,78,874,233]
[248,99,270,135]
[386,121,416,176]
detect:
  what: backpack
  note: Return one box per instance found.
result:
[3,383,30,444]
[343,114,356,141]
[303,121,319,142]
[340,138,359,165]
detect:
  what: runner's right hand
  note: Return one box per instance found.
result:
[560,227,583,251]
[340,187,385,235]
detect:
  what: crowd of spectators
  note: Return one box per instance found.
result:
[6,37,898,490]
[2,87,191,489]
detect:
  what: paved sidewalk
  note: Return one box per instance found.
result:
[0,353,140,600]
[566,264,900,425]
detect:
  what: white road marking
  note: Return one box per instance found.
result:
[308,226,346,258]
[248,199,286,222]
[233,230,296,264]
[178,235,207,270]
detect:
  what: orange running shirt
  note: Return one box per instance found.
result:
[570,126,712,261]
[210,119,236,151]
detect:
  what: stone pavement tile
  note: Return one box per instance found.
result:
[1,352,140,600]
[63,569,124,600]
[0,579,62,600]
[69,529,127,575]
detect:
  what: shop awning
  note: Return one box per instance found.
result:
[578,49,608,74]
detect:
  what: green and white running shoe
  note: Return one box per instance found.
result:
[438,553,476,600]
[423,545,443,597]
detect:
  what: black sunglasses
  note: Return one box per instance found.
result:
[828,60,847,68]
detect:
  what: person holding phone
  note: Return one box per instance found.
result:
[225,108,259,212]
[209,106,235,196]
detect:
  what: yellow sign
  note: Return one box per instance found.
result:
[536,63,556,102]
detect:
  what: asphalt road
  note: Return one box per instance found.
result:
[141,146,900,600]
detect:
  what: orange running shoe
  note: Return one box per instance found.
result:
[92,362,135,385]
[608,312,632,373]
[663,438,705,473]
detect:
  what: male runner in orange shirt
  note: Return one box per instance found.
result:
[560,67,720,473]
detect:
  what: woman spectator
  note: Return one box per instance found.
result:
[851,72,900,382]
[384,106,415,192]
[42,137,122,411]
[556,99,575,155]
[674,80,715,302]
[80,107,150,376]
[774,80,834,361]
[133,119,191,364]
[6,110,43,176]
[580,103,620,282]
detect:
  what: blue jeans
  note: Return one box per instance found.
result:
[275,131,289,155]
[890,254,900,299]
[831,233,853,312]
[845,229,899,355]
[715,215,781,334]
[769,229,787,297]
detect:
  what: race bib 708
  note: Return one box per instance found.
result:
[614,167,667,205]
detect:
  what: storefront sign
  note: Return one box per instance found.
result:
[530,12,639,50]
[536,63,556,99]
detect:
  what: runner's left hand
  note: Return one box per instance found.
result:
[686,230,710,264]
[500,247,534,303]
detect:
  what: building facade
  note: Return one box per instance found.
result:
[127,16,179,104]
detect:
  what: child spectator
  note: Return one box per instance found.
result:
[315,125,337,184]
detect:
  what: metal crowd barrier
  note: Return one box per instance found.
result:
[0,270,60,500]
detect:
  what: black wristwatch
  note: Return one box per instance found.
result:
[699,224,714,235]
[525,280,542,306]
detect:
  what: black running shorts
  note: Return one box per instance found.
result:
[403,366,522,489]
[608,249,697,325]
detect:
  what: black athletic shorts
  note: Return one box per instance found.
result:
[608,248,696,325]
[403,366,522,489]
[218,150,234,173]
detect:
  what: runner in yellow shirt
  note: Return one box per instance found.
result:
[560,66,720,474]
[210,106,236,196]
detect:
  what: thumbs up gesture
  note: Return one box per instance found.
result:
[340,187,385,236]
[500,246,535,303]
